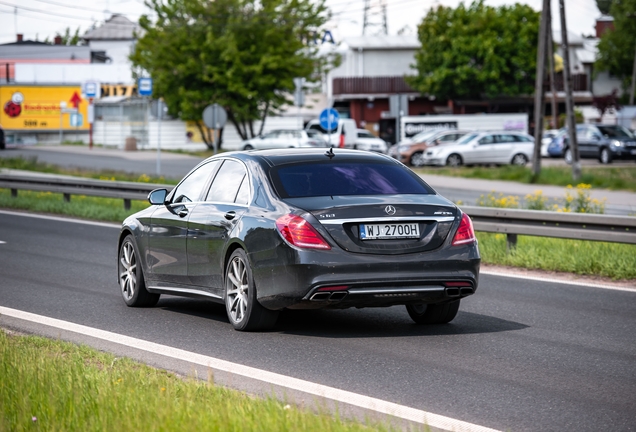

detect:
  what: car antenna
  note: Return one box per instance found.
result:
[324,146,335,159]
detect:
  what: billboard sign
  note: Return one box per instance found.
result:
[0,86,89,131]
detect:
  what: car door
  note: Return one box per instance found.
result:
[147,160,221,287]
[187,159,250,294]
[467,134,496,164]
[575,125,594,158]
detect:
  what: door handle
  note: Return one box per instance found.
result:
[224,211,236,220]
[178,208,189,218]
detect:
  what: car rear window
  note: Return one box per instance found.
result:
[270,162,434,198]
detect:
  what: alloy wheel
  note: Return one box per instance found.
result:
[119,241,137,301]
[446,154,462,167]
[226,256,249,324]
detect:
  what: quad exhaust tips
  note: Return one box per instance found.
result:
[310,291,348,302]
[445,286,474,297]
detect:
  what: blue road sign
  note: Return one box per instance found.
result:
[319,108,339,132]
[138,77,153,96]
[70,113,83,127]
[83,81,99,98]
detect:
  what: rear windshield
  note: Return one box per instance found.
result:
[270,162,434,198]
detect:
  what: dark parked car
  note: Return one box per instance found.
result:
[118,149,480,331]
[0,126,5,150]
[548,124,636,164]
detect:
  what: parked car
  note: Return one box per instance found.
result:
[558,124,636,164]
[117,149,480,331]
[541,129,559,157]
[305,118,358,148]
[547,128,568,158]
[241,129,327,150]
[390,129,469,167]
[353,129,388,153]
[422,131,534,167]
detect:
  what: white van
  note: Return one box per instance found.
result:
[305,118,358,148]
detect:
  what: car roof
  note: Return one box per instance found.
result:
[214,148,396,168]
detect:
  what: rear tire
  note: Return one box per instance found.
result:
[446,154,463,167]
[564,147,572,165]
[599,147,612,164]
[410,151,425,167]
[511,153,528,166]
[225,249,279,331]
[406,300,460,324]
[118,235,160,307]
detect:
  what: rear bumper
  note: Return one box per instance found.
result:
[251,242,480,310]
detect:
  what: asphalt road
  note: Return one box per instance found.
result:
[0,211,634,431]
[2,145,635,215]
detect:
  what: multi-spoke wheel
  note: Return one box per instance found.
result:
[564,148,572,165]
[118,235,159,307]
[410,151,425,167]
[225,249,279,331]
[446,154,463,167]
[406,300,460,324]
[511,153,528,166]
[599,147,612,164]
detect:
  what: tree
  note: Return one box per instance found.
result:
[596,0,615,15]
[596,0,636,97]
[131,0,332,149]
[408,0,540,101]
[45,27,84,45]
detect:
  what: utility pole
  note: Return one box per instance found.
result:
[532,0,550,180]
[547,7,558,129]
[559,0,581,181]
[630,42,636,105]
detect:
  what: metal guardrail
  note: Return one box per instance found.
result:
[1,171,635,245]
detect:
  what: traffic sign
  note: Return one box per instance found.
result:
[319,108,339,132]
[138,78,153,96]
[203,103,228,129]
[70,113,83,127]
[83,81,99,98]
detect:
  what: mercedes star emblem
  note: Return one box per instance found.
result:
[385,205,396,215]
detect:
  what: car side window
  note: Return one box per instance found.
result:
[478,135,495,145]
[172,160,221,204]
[495,134,516,143]
[206,160,249,204]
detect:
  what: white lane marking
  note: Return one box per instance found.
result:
[0,241,5,244]
[0,306,500,432]
[480,270,636,293]
[2,210,632,294]
[0,209,120,229]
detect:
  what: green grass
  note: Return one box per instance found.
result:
[0,189,148,222]
[477,232,636,280]
[0,156,179,184]
[413,165,636,192]
[0,330,392,432]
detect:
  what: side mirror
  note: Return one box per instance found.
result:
[148,188,168,205]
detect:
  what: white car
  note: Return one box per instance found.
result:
[353,129,389,153]
[422,131,534,167]
[241,129,327,150]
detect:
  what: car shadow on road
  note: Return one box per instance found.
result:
[157,297,230,324]
[276,308,528,338]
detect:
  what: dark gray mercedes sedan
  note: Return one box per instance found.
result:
[117,148,480,331]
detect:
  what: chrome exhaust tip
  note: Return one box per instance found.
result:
[445,287,460,297]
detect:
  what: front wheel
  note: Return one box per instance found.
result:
[511,153,528,166]
[446,154,463,167]
[410,151,425,167]
[599,147,612,164]
[225,249,279,331]
[406,300,460,324]
[564,147,572,165]
[118,235,160,307]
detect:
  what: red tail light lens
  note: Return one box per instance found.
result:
[339,133,345,148]
[452,213,476,246]
[276,214,331,250]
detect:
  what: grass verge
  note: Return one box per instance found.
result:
[0,329,390,432]
[414,165,636,192]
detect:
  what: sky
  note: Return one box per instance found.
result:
[0,0,602,46]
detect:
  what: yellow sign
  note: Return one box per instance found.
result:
[0,85,90,131]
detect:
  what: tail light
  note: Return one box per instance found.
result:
[452,213,476,246]
[276,214,331,250]
[339,133,345,148]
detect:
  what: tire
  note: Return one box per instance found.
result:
[446,154,463,167]
[564,147,572,165]
[118,235,160,307]
[406,300,460,324]
[599,147,612,164]
[409,151,425,167]
[511,153,528,166]
[225,249,279,331]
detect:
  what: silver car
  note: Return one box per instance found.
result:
[422,131,534,167]
[241,129,327,150]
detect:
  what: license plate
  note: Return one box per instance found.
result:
[359,223,420,240]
